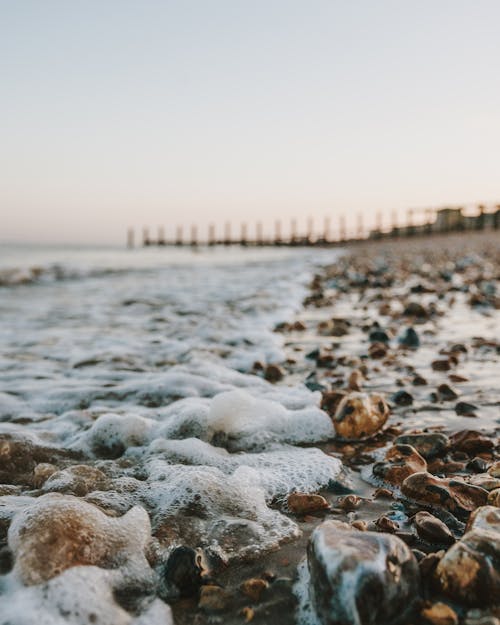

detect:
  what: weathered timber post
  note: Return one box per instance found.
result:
[274,220,282,245]
[190,225,198,246]
[175,226,183,246]
[158,226,165,245]
[256,222,263,246]
[127,228,134,249]
[224,221,231,245]
[240,222,248,246]
[143,227,150,246]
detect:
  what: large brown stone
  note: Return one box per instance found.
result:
[373,444,427,486]
[307,520,420,625]
[401,472,488,520]
[435,529,500,606]
[333,392,390,440]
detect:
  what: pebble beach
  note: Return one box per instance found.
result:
[0,232,498,625]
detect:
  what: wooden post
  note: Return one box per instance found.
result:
[127,228,134,249]
[143,227,150,246]
[208,223,215,246]
[175,225,183,246]
[477,204,485,230]
[274,220,282,245]
[307,217,314,244]
[356,213,364,239]
[240,222,247,246]
[256,221,263,246]
[224,221,231,245]
[158,226,165,245]
[391,210,399,238]
[290,218,297,245]
[190,225,198,246]
[425,208,433,234]
[323,217,330,243]
[407,209,415,236]
[339,215,346,241]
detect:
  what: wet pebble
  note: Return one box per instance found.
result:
[437,383,459,401]
[414,511,455,546]
[373,444,427,486]
[398,327,420,349]
[161,546,204,599]
[264,364,284,382]
[333,391,390,440]
[391,389,414,406]
[421,602,458,625]
[455,401,479,417]
[395,433,449,459]
[287,492,329,515]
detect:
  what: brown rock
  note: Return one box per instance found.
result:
[307,520,421,625]
[435,529,500,606]
[467,506,500,534]
[264,364,284,383]
[368,342,388,359]
[414,511,454,546]
[488,489,500,507]
[432,359,452,372]
[373,444,427,486]
[348,370,363,391]
[287,492,329,515]
[321,390,346,417]
[395,433,449,459]
[421,602,458,625]
[198,585,230,611]
[240,578,269,602]
[333,392,390,440]
[450,430,494,454]
[401,472,488,520]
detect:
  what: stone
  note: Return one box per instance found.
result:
[368,329,390,344]
[437,383,459,401]
[333,392,390,440]
[414,511,454,546]
[432,359,452,372]
[488,462,500,478]
[467,506,500,534]
[368,342,388,359]
[264,364,284,382]
[41,464,109,496]
[321,390,346,416]
[398,327,420,349]
[488,489,500,507]
[198,585,230,611]
[468,474,500,492]
[395,433,449,459]
[373,444,427,486]
[307,520,421,625]
[8,493,151,585]
[450,430,494,454]
[401,472,488,520]
[391,390,413,406]
[287,492,329,515]
[161,546,204,599]
[456,401,479,417]
[240,577,269,602]
[347,370,363,391]
[435,529,500,606]
[421,602,458,625]
[403,302,428,318]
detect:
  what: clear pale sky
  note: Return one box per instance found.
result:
[2,0,500,244]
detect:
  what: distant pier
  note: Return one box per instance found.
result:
[127,203,500,248]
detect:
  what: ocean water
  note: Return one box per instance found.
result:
[0,243,343,624]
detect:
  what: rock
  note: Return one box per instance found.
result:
[456,401,479,417]
[8,493,151,585]
[318,318,350,337]
[398,327,420,349]
[287,492,329,515]
[467,506,500,534]
[468,474,500,491]
[368,342,388,359]
[307,520,421,625]
[375,516,399,533]
[41,464,109,496]
[488,462,500,478]
[161,546,204,599]
[413,374,428,385]
[198,585,230,611]
[333,392,390,440]
[369,329,390,344]
[450,430,495,454]
[432,359,452,372]
[414,511,454,546]
[401,472,488,520]
[373,444,427,486]
[321,390,346,416]
[403,302,428,318]
[467,457,489,473]
[421,602,458,625]
[347,370,363,391]
[264,364,284,383]
[435,529,500,606]
[32,462,57,488]
[437,383,459,401]
[419,550,445,578]
[337,494,362,511]
[240,577,269,602]
[488,489,500,507]
[391,390,413,406]
[395,433,449,459]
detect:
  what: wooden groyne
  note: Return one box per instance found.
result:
[127,203,500,248]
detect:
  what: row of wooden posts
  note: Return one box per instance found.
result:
[127,204,500,248]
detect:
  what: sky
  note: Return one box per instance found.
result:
[1,0,500,244]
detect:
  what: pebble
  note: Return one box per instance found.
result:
[421,602,458,625]
[307,520,421,625]
[391,390,413,406]
[395,433,449,459]
[487,489,500,506]
[437,383,459,401]
[401,472,488,519]
[450,430,494,454]
[432,359,452,372]
[466,506,500,534]
[488,462,500,478]
[398,327,420,349]
[373,444,427,486]
[198,585,230,611]
[264,364,284,382]
[368,342,388,359]
[321,390,347,416]
[240,578,269,602]
[413,373,428,385]
[455,401,479,417]
[333,391,390,440]
[403,302,428,318]
[161,546,204,598]
[287,492,329,515]
[435,529,500,606]
[369,329,390,344]
[414,511,455,546]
